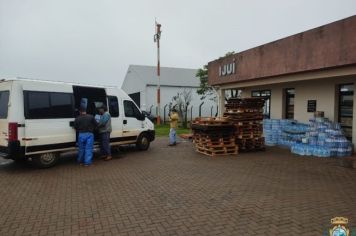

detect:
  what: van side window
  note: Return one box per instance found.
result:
[50,93,74,118]
[0,91,10,119]
[124,100,140,118]
[108,96,119,117]
[26,92,51,119]
[24,91,74,119]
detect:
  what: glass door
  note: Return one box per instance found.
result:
[285,88,295,119]
[339,84,354,140]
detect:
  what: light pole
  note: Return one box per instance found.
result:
[154,21,162,125]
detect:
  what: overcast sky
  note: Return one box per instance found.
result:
[0,0,355,87]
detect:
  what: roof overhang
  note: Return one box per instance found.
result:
[208,15,356,87]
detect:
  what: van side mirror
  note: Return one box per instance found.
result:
[69,121,75,127]
[136,112,145,121]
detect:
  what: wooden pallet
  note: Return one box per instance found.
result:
[236,127,263,131]
[193,117,231,125]
[192,116,242,157]
[224,115,264,122]
[179,133,193,139]
[235,137,265,151]
[234,121,262,126]
[224,113,263,118]
[235,123,263,127]
[221,98,266,152]
[196,146,238,157]
[194,140,236,146]
[194,132,235,137]
[195,142,237,148]
[193,133,235,139]
[236,134,254,139]
[193,135,235,141]
[225,108,263,113]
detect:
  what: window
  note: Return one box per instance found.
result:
[108,96,119,117]
[124,100,141,118]
[26,92,51,119]
[129,92,140,108]
[252,91,261,97]
[0,91,10,119]
[251,90,271,118]
[261,90,271,97]
[24,91,74,119]
[50,93,74,118]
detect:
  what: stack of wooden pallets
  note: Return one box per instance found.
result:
[191,117,238,157]
[224,98,265,152]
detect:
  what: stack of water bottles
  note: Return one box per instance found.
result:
[263,119,305,147]
[263,117,353,157]
[279,122,309,147]
[263,119,281,146]
[291,117,353,157]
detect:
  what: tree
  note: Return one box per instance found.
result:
[196,51,239,102]
[169,89,192,128]
[220,51,235,59]
[196,65,214,101]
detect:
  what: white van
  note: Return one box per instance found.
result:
[0,78,155,168]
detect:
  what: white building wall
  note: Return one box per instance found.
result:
[144,86,216,122]
[121,71,145,101]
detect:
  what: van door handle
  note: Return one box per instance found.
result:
[22,138,39,141]
[123,120,127,125]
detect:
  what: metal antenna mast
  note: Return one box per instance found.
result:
[154,21,162,125]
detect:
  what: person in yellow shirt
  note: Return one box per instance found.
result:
[169,108,179,146]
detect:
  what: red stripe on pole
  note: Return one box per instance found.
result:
[157,88,160,103]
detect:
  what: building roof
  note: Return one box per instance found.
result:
[124,65,199,87]
[208,15,356,86]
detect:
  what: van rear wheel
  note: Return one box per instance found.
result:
[33,152,59,168]
[136,133,150,151]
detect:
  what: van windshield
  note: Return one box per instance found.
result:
[0,91,9,119]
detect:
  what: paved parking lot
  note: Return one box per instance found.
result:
[0,137,356,236]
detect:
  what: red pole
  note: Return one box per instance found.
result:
[155,22,162,125]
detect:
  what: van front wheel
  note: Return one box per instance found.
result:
[136,133,150,151]
[33,152,59,168]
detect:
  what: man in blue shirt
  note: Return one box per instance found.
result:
[98,106,112,161]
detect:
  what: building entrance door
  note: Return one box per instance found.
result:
[285,88,295,119]
[339,84,354,140]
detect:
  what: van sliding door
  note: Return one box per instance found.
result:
[72,86,108,142]
[72,86,107,116]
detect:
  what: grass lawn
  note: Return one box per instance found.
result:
[155,124,192,137]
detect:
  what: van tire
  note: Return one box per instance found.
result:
[33,152,59,168]
[136,133,150,151]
